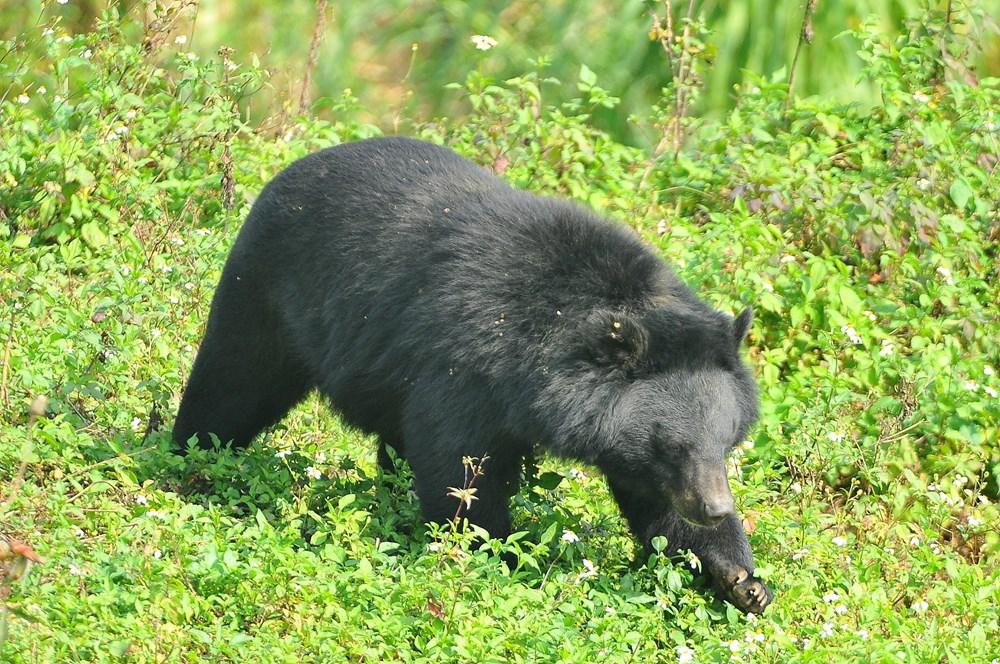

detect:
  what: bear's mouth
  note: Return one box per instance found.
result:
[668,488,735,528]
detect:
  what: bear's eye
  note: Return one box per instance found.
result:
[649,432,672,457]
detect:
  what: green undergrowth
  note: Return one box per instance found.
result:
[1,4,998,662]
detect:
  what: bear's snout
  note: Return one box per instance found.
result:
[698,494,735,526]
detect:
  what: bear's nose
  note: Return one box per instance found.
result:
[700,496,735,525]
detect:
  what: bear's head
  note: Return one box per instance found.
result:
[578,305,757,527]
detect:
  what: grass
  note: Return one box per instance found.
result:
[1,2,998,662]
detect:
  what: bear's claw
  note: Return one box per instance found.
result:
[718,568,773,614]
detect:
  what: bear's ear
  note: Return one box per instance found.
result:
[732,306,753,347]
[579,310,649,368]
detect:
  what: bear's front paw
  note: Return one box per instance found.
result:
[717,567,773,615]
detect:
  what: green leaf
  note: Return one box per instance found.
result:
[949,179,972,209]
[538,521,558,545]
[80,221,108,248]
[839,284,863,314]
[535,471,564,490]
[578,64,597,89]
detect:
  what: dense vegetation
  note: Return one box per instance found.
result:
[1,1,998,661]
[3,0,999,144]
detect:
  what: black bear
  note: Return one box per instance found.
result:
[173,136,772,613]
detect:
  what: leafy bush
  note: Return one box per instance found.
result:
[1,3,997,662]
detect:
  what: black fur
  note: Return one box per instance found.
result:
[173,136,772,613]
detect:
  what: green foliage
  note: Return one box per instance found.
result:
[3,0,999,146]
[1,3,998,662]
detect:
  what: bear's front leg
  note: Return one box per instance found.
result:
[649,510,772,614]
[609,480,772,614]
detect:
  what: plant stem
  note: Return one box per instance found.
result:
[785,0,819,115]
[298,0,330,114]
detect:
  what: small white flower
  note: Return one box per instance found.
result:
[428,542,442,552]
[153,549,162,559]
[120,265,131,275]
[470,34,498,50]
[978,495,991,506]
[834,604,848,615]
[963,381,979,392]
[125,109,136,120]
[57,0,69,4]
[840,325,863,345]
[936,266,954,285]
[175,35,188,45]
[43,28,54,36]
[137,276,147,285]
[984,386,998,398]
[780,254,796,264]
[114,125,128,135]
[54,95,64,104]
[131,417,143,430]
[820,623,834,638]
[912,599,929,613]
[791,482,802,494]
[727,640,741,653]
[68,563,83,576]
[687,551,700,570]
[858,629,869,640]
[916,178,931,191]
[879,340,894,357]
[792,547,808,561]
[57,35,71,43]
[17,94,30,104]
[761,280,774,293]
[604,606,615,615]
[83,49,92,59]
[36,86,47,94]
[275,450,290,459]
[73,527,86,538]
[135,494,148,505]
[864,310,877,321]
[576,558,598,582]
[561,529,580,543]
[147,511,167,520]
[822,591,840,603]
[168,296,179,304]
[913,90,930,103]
[676,645,695,664]
[569,468,586,480]
[185,52,198,61]
[984,366,995,376]
[315,451,327,464]
[656,597,669,610]
[966,516,981,527]
[195,228,211,236]
[910,536,921,546]
[305,466,322,479]
[184,282,194,290]
[832,536,847,547]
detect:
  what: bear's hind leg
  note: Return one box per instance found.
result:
[173,284,314,452]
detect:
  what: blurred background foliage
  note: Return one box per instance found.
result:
[3,0,999,146]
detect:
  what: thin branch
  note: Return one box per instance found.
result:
[784,0,819,115]
[298,0,330,114]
